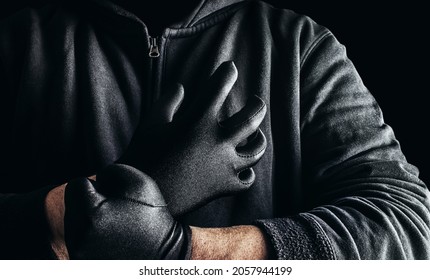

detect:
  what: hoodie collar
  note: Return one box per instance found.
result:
[184,0,247,27]
[87,0,247,30]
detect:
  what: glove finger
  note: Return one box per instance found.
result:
[205,61,238,118]
[149,83,185,125]
[96,164,167,207]
[235,128,267,170]
[220,95,266,144]
[237,167,256,186]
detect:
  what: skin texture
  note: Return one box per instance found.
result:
[190,226,269,260]
[44,184,68,259]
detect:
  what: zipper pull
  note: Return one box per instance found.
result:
[149,37,160,58]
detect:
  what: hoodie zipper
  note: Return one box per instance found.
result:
[145,35,164,114]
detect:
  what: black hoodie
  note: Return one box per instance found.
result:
[0,0,429,259]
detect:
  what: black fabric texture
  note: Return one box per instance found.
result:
[0,0,429,259]
[0,186,55,259]
[109,0,203,35]
[64,164,191,259]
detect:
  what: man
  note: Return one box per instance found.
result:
[1,0,429,259]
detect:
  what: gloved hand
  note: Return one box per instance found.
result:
[119,61,267,216]
[64,164,191,260]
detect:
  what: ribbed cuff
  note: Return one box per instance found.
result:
[254,215,335,260]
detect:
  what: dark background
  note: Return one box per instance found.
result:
[2,1,429,186]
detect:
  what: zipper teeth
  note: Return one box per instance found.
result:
[146,35,164,109]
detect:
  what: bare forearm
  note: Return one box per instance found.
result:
[45,184,69,260]
[190,225,270,260]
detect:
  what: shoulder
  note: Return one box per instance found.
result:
[241,0,334,59]
[0,3,83,67]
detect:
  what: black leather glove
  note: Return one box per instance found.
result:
[64,164,191,260]
[119,61,267,216]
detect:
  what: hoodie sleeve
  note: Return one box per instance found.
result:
[0,51,55,260]
[0,188,55,259]
[256,31,430,259]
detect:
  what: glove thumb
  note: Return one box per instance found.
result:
[64,177,104,258]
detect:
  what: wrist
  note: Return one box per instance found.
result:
[190,225,269,260]
[45,184,69,259]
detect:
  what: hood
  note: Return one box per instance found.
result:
[87,0,247,30]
